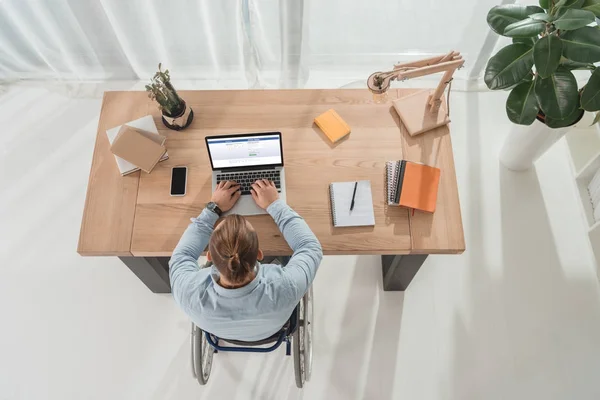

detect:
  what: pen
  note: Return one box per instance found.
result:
[350,181,358,211]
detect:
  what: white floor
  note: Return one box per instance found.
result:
[1,80,600,400]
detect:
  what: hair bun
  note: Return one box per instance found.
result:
[228,253,241,271]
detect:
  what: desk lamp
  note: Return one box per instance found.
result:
[367,51,464,136]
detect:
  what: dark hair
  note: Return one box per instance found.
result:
[209,214,259,285]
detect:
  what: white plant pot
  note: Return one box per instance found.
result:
[500,118,570,171]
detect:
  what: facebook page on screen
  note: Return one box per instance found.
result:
[208,134,282,169]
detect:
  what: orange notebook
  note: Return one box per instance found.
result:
[386,160,440,213]
[314,109,351,143]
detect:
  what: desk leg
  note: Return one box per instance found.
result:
[381,255,428,291]
[119,257,171,294]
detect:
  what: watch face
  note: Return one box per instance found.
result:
[208,202,221,215]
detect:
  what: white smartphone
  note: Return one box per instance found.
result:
[170,166,187,196]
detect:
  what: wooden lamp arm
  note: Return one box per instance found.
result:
[368,51,465,101]
[393,51,460,70]
[396,58,463,80]
[430,68,457,109]
[398,58,463,109]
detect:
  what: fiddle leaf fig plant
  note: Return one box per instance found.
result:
[485,1,600,128]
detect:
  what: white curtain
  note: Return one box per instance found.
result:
[0,0,503,87]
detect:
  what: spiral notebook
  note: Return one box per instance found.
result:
[386,160,440,213]
[329,180,375,227]
[386,161,398,204]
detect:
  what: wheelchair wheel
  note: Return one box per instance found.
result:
[191,324,214,385]
[293,286,313,388]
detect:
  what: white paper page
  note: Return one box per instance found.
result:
[330,180,375,227]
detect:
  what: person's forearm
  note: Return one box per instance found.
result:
[267,199,322,297]
[168,207,218,309]
[266,199,321,252]
[170,208,219,271]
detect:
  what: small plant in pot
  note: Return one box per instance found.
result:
[145,63,194,130]
[485,0,600,128]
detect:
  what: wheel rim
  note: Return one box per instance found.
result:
[304,287,313,381]
[298,294,306,384]
[201,333,213,381]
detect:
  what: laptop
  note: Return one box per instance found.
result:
[206,132,287,216]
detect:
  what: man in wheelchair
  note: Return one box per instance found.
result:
[169,179,323,342]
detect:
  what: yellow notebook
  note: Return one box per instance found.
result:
[314,109,351,143]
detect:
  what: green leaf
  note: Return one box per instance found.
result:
[561,27,600,63]
[485,44,535,90]
[545,106,584,127]
[504,18,547,37]
[540,0,550,9]
[530,12,553,21]
[582,0,600,17]
[513,37,537,47]
[556,0,585,8]
[534,35,563,78]
[506,80,540,124]
[487,5,545,35]
[553,6,569,19]
[554,9,596,30]
[560,58,596,69]
[592,111,600,125]
[505,71,535,91]
[535,67,579,118]
[522,71,535,82]
[582,67,600,111]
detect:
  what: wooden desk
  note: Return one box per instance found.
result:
[78,89,465,292]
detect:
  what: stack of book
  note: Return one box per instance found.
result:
[386,160,441,213]
[106,115,168,175]
[588,168,600,222]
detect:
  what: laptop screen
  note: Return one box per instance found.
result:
[206,133,283,169]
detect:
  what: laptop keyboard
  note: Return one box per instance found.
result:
[217,170,281,195]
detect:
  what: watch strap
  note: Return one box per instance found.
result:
[207,202,222,216]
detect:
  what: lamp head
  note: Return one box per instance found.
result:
[367,72,391,94]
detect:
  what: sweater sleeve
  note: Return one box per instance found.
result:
[266,199,323,301]
[168,208,219,307]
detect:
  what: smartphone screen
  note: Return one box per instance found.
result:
[170,167,187,196]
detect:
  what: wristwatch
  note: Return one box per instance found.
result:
[206,201,223,216]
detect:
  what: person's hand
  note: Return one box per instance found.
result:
[211,181,241,212]
[251,179,279,209]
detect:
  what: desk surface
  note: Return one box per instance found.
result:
[78,89,465,257]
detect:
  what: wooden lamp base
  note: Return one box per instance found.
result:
[392,89,450,136]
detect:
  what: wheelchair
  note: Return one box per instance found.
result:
[191,286,313,388]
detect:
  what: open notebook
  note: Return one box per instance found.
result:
[329,180,375,227]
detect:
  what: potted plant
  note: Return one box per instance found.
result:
[145,63,194,130]
[484,0,600,170]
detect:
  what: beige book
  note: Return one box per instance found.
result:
[110,125,167,173]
